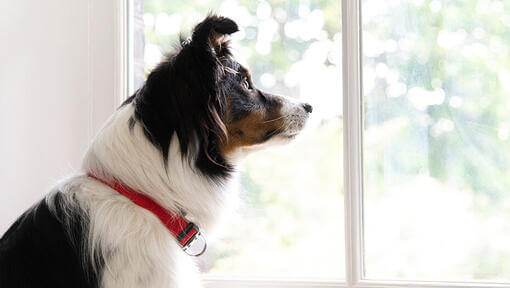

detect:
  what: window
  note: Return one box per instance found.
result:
[128,0,510,287]
[362,0,510,282]
[138,0,344,281]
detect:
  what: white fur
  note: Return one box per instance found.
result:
[44,94,308,287]
[51,104,239,288]
[225,136,293,162]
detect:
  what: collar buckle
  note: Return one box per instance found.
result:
[182,231,207,256]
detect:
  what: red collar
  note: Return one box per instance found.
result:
[88,174,206,256]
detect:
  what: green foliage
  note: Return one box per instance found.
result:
[363,0,510,280]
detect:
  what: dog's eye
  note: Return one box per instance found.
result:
[241,77,250,90]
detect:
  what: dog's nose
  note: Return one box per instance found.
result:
[302,103,313,113]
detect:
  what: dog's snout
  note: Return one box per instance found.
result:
[302,103,313,113]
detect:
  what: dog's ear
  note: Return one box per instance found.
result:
[156,15,238,175]
[190,15,238,56]
[133,15,237,177]
[182,15,238,144]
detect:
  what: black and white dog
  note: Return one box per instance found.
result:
[0,15,311,288]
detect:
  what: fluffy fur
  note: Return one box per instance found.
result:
[0,15,311,288]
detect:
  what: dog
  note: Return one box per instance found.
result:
[0,15,312,288]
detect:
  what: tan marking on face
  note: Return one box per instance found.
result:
[244,69,253,82]
[220,109,285,156]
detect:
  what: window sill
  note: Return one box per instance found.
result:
[203,276,346,288]
[203,277,510,288]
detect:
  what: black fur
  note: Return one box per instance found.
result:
[127,15,239,179]
[0,192,102,288]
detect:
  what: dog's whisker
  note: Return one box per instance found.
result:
[262,114,291,123]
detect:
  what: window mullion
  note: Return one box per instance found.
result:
[342,0,364,287]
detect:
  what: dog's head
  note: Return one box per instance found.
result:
[131,15,312,178]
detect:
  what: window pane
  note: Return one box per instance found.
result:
[362,0,510,281]
[142,0,344,279]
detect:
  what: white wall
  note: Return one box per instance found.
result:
[0,0,124,233]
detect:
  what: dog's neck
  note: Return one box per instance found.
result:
[82,104,239,235]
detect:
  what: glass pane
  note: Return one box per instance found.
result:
[143,0,344,279]
[362,0,510,281]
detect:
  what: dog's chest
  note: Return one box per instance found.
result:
[75,189,204,288]
[98,213,202,288]
[101,249,201,288]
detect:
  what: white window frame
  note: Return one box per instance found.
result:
[89,0,129,134]
[106,0,510,287]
